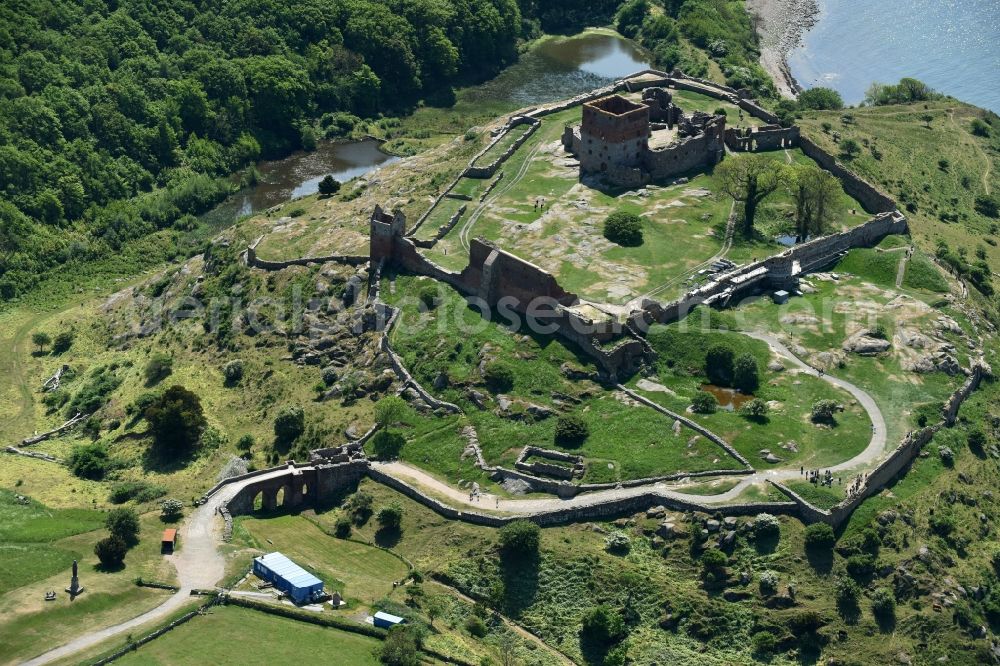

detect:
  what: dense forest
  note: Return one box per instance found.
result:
[0,0,755,299]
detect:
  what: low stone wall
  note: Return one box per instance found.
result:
[619,385,753,468]
[246,236,368,271]
[632,211,909,331]
[379,307,461,414]
[368,465,796,526]
[465,116,540,179]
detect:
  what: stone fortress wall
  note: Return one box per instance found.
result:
[228,69,990,528]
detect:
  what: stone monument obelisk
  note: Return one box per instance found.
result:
[65,559,84,597]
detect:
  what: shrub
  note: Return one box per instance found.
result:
[318,175,341,196]
[701,548,727,571]
[835,576,860,609]
[483,361,514,392]
[691,391,717,414]
[223,359,244,383]
[845,554,875,579]
[273,405,305,444]
[379,625,422,666]
[322,367,338,386]
[371,430,405,460]
[798,87,844,110]
[968,429,986,452]
[554,414,589,446]
[144,385,207,452]
[739,398,768,420]
[870,588,896,619]
[334,516,352,538]
[377,503,404,529]
[68,442,110,480]
[604,532,631,554]
[751,630,777,655]
[603,211,644,247]
[160,498,184,521]
[732,353,759,392]
[840,138,861,158]
[929,513,955,536]
[144,353,173,384]
[95,535,128,567]
[758,570,778,595]
[465,615,487,637]
[869,323,888,340]
[804,522,836,550]
[499,519,540,554]
[811,399,839,423]
[347,491,374,523]
[704,344,735,385]
[374,396,408,430]
[975,194,999,218]
[754,513,781,539]
[106,507,140,545]
[971,118,991,137]
[237,434,254,453]
[581,605,627,644]
[52,331,74,354]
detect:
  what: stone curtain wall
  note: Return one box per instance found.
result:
[368,465,796,527]
[799,136,896,214]
[631,211,909,330]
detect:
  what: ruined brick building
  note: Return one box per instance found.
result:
[562,90,725,188]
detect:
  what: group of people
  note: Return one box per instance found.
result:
[533,197,546,211]
[800,467,838,487]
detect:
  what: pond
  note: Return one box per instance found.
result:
[199,138,398,230]
[463,31,652,107]
[700,384,754,412]
[200,31,651,233]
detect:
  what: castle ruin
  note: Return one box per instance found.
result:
[562,89,725,188]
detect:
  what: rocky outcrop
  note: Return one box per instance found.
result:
[842,330,891,355]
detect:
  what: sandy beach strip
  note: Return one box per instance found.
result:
[745,0,820,98]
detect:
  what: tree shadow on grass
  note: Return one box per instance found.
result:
[875,613,896,634]
[93,561,125,574]
[836,598,861,625]
[500,550,539,617]
[755,533,780,555]
[141,442,196,474]
[374,526,402,549]
[805,547,834,575]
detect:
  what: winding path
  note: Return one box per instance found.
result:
[377,328,889,513]
[22,334,888,664]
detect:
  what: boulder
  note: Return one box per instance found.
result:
[705,519,721,533]
[432,372,449,390]
[843,330,891,355]
[526,403,554,419]
[646,506,667,519]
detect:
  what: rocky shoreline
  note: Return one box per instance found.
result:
[746,0,820,98]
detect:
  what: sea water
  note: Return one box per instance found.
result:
[789,0,1000,112]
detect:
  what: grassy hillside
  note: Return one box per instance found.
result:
[798,102,1000,311]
